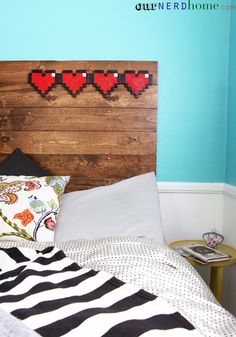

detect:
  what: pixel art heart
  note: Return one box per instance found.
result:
[30,71,56,96]
[124,72,150,97]
[62,71,87,96]
[93,71,118,96]
[29,69,152,98]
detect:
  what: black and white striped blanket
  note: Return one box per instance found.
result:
[0,246,201,337]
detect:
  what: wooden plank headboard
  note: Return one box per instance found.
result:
[0,61,157,191]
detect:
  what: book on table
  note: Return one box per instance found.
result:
[182,244,231,263]
[174,247,208,264]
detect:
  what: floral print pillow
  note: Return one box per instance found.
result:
[0,176,70,241]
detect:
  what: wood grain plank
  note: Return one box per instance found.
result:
[0,60,157,191]
[0,154,156,179]
[0,61,157,85]
[0,108,156,131]
[0,84,157,109]
[0,131,156,155]
[65,178,127,192]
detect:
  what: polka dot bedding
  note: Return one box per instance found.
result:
[0,237,235,337]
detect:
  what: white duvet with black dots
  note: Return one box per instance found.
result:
[0,237,235,337]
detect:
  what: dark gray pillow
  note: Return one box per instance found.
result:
[0,148,50,176]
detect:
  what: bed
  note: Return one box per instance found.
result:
[0,61,235,337]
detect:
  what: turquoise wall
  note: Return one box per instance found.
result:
[226,5,236,186]
[0,0,231,182]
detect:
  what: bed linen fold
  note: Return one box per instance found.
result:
[0,237,236,337]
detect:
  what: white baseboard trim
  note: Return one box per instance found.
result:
[157,182,225,194]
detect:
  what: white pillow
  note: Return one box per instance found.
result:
[55,172,165,244]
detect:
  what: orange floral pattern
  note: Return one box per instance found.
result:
[14,209,34,226]
[0,176,70,241]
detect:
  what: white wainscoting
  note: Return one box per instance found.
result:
[222,184,236,316]
[157,182,225,244]
[157,182,236,316]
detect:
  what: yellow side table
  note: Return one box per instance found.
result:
[169,240,236,303]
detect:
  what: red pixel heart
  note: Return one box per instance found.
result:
[62,71,87,96]
[124,72,150,97]
[30,71,56,96]
[93,72,118,96]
